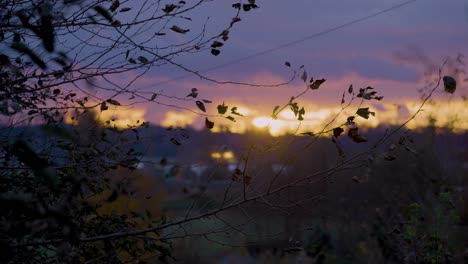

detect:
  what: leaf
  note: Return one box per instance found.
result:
[301,71,307,82]
[298,107,305,121]
[443,76,456,94]
[405,146,418,155]
[186,88,198,98]
[384,154,396,161]
[232,3,241,9]
[150,93,157,101]
[348,84,353,94]
[100,102,108,111]
[94,5,113,22]
[285,61,291,67]
[205,118,214,129]
[348,127,368,143]
[217,103,228,115]
[231,107,243,116]
[309,79,326,90]
[195,101,206,112]
[109,0,120,12]
[11,42,46,69]
[162,4,177,13]
[107,99,120,106]
[272,105,280,119]
[333,127,344,137]
[243,4,252,11]
[230,17,241,26]
[226,116,236,122]
[301,131,314,136]
[356,107,375,119]
[170,25,189,34]
[170,137,181,146]
[202,99,212,103]
[106,190,119,202]
[351,176,362,183]
[120,7,131,12]
[211,41,224,48]
[211,49,220,56]
[137,56,149,64]
[243,175,252,185]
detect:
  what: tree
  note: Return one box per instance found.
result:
[0,0,462,263]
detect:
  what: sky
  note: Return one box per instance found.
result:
[91,0,468,135]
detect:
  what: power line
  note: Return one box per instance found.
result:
[151,0,418,87]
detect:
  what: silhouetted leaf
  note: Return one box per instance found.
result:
[120,7,131,12]
[170,25,189,34]
[333,127,344,137]
[443,76,456,94]
[107,99,120,106]
[230,17,241,26]
[205,118,214,129]
[231,107,243,116]
[348,127,367,143]
[243,175,252,185]
[356,107,375,119]
[211,49,220,56]
[217,103,228,114]
[351,176,362,183]
[348,84,353,94]
[301,132,314,136]
[195,101,206,112]
[106,190,119,202]
[150,93,157,101]
[301,71,307,82]
[211,41,223,48]
[384,154,396,161]
[11,42,46,69]
[112,20,121,27]
[137,56,149,64]
[285,61,291,67]
[187,88,198,98]
[226,116,236,122]
[109,0,120,12]
[94,5,113,22]
[162,4,177,13]
[100,102,108,111]
[170,137,181,146]
[309,79,326,90]
[272,105,280,119]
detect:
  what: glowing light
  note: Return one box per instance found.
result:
[252,117,270,128]
[211,152,222,159]
[279,110,296,120]
[211,151,236,162]
[65,107,147,129]
[222,151,235,160]
[161,111,195,128]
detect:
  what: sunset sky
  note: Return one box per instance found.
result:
[93,0,468,135]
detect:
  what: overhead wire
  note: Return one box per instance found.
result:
[150,0,418,87]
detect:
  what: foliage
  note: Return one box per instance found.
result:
[0,0,463,262]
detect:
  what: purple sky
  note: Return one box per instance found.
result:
[98,0,468,133]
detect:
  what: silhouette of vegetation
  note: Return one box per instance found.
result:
[0,0,465,263]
